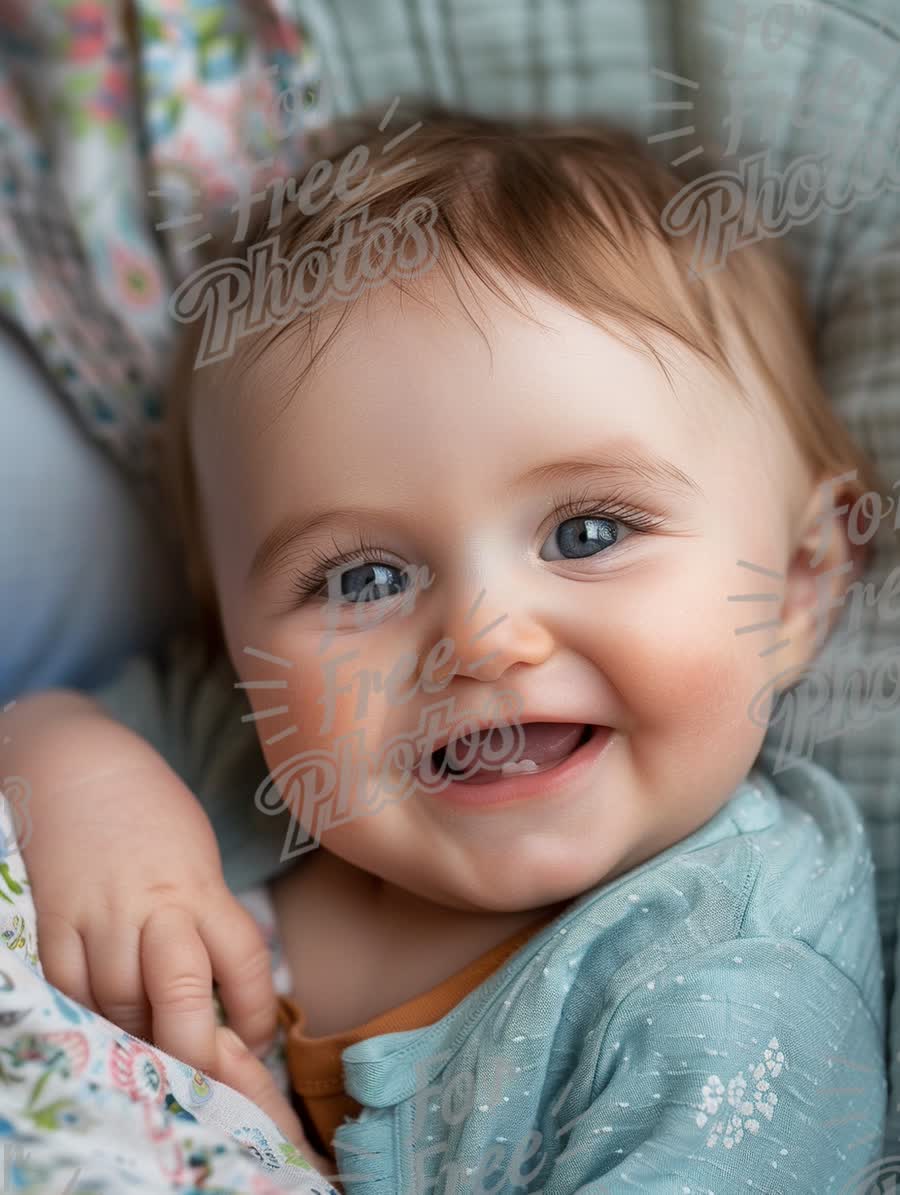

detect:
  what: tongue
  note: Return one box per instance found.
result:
[445,722,587,785]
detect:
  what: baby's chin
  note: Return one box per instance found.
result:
[415,784,747,914]
[398,832,655,916]
[319,824,612,915]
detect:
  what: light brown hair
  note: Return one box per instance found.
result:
[163,107,882,652]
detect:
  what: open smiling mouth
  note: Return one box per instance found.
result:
[427,722,596,786]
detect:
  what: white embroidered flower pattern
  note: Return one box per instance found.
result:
[694,1038,784,1149]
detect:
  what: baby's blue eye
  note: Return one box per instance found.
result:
[540,516,621,561]
[327,562,410,604]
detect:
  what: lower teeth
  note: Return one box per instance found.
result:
[437,727,593,780]
[501,759,538,775]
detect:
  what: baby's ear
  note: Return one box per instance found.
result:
[775,472,871,687]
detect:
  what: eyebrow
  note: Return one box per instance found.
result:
[249,505,390,586]
[248,447,700,585]
[509,448,701,497]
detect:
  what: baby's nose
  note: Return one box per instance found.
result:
[439,586,556,684]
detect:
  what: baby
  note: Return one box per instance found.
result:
[3,110,889,1192]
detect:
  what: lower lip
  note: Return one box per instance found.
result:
[422,726,615,810]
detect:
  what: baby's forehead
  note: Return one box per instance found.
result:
[195,298,770,491]
[196,275,780,459]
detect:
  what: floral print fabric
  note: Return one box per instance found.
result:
[0,0,330,477]
[0,790,336,1193]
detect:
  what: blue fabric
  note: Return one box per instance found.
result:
[0,324,189,707]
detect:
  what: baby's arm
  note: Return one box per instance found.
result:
[553,939,884,1192]
[0,689,278,1073]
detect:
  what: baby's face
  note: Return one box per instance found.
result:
[195,270,816,914]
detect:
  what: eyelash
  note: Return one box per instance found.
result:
[287,487,665,604]
[289,533,388,604]
[547,485,665,536]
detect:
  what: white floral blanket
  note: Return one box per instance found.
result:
[0,787,336,1195]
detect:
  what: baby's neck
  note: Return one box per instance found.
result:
[271,850,567,1037]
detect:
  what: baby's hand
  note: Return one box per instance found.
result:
[25,760,278,1075]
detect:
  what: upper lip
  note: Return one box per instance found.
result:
[414,707,603,768]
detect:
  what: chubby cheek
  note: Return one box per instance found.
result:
[233,616,415,801]
[595,552,772,796]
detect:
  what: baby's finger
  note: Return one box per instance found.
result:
[141,905,217,1074]
[201,903,277,1054]
[85,922,152,1041]
[36,912,98,1013]
[214,1027,338,1180]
